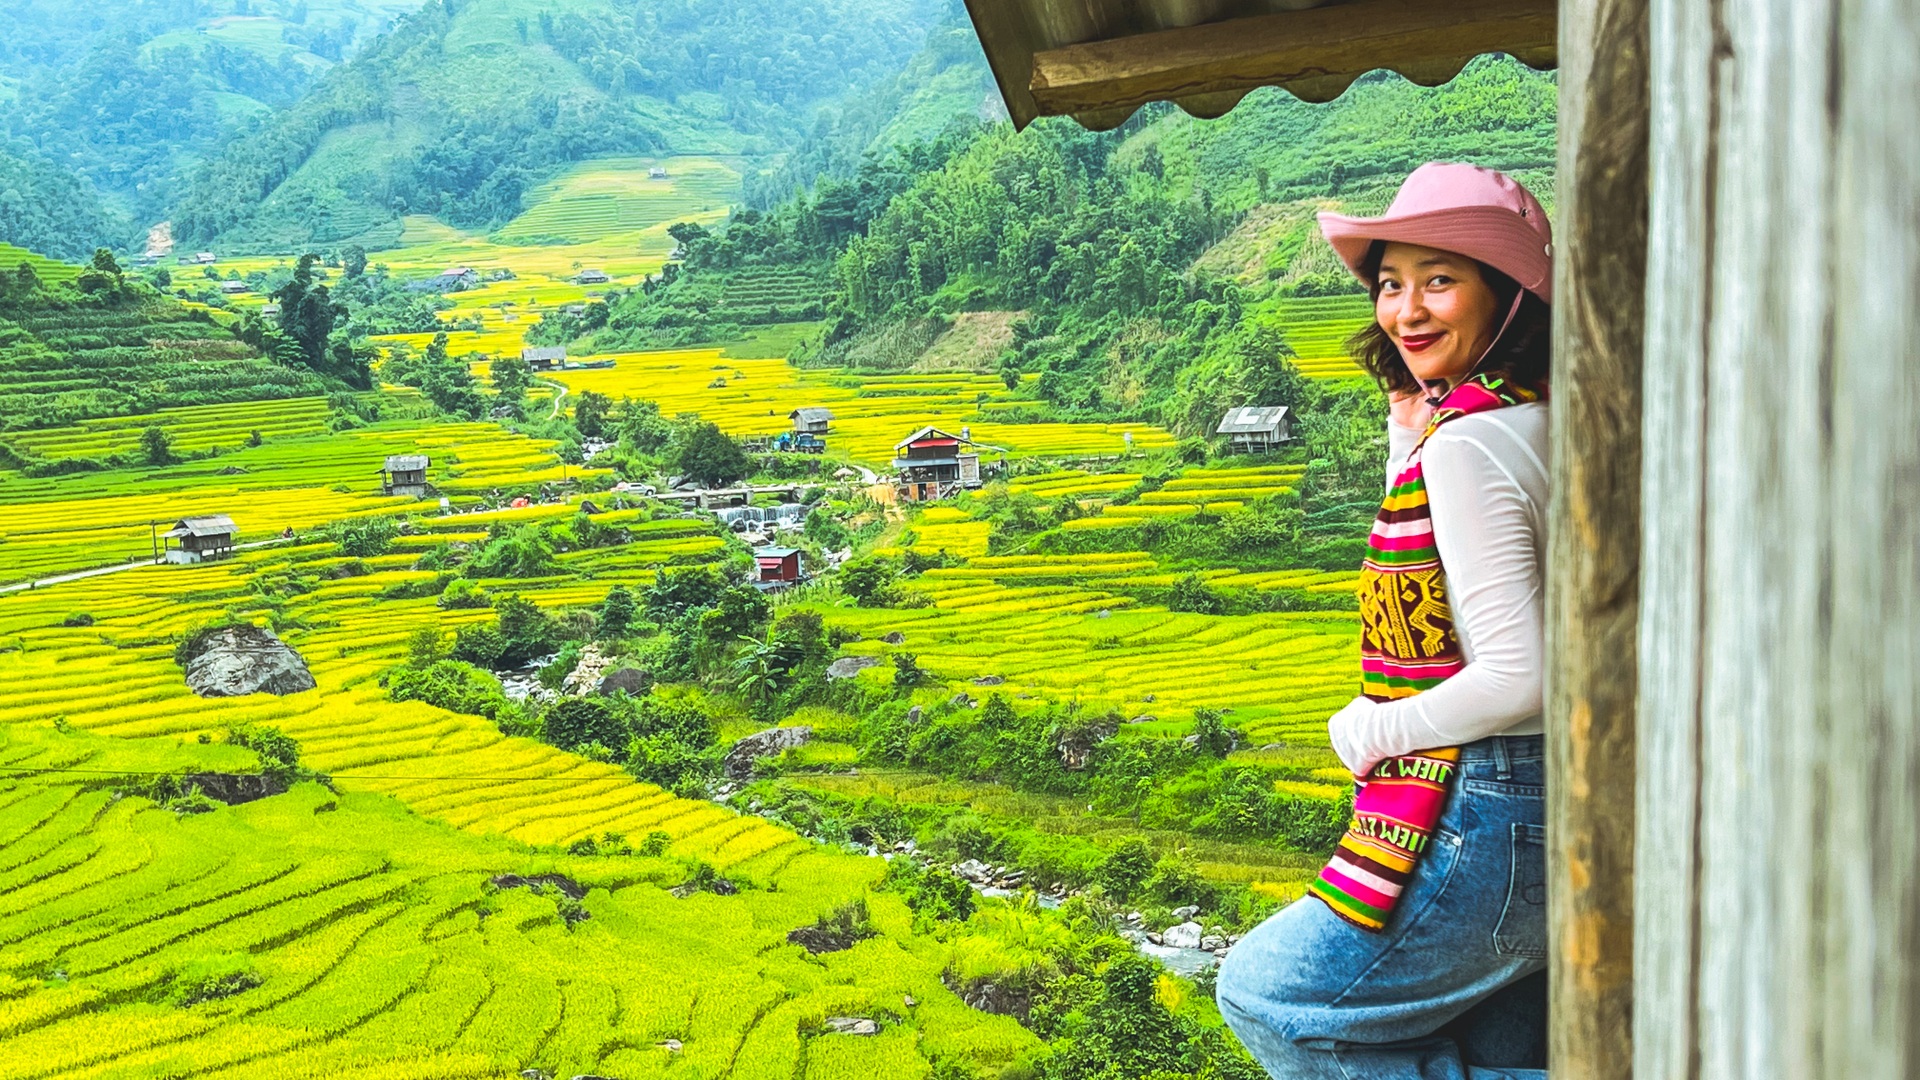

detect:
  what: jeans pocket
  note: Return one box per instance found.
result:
[1493,823,1548,959]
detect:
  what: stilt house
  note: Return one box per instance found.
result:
[789,407,833,435]
[1215,405,1291,453]
[381,455,430,497]
[892,426,981,502]
[956,0,1920,1072]
[521,346,567,370]
[161,515,238,564]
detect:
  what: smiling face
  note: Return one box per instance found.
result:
[1373,242,1504,392]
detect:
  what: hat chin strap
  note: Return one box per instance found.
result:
[1421,290,1527,408]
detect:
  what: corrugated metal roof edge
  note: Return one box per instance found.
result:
[1022,51,1559,132]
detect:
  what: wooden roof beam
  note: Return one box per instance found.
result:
[1026,0,1558,118]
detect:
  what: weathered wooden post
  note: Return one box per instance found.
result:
[1636,0,1920,1073]
[1546,0,1648,1074]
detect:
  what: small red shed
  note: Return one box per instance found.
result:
[753,546,804,587]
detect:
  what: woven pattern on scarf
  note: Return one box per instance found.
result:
[1308,372,1544,932]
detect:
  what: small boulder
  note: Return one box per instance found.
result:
[1171,904,1200,921]
[825,655,882,680]
[949,693,974,708]
[661,1039,683,1052]
[1128,714,1158,724]
[182,624,316,698]
[824,1017,878,1036]
[1201,934,1226,951]
[905,705,923,723]
[597,667,651,696]
[723,726,813,779]
[972,675,1005,686]
[1162,921,1204,949]
[881,631,905,644]
[579,499,602,514]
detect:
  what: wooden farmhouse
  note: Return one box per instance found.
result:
[575,268,611,285]
[892,426,981,502]
[648,166,669,180]
[194,252,217,264]
[1215,405,1291,453]
[521,345,567,370]
[380,454,430,497]
[789,407,833,435]
[956,0,1920,1072]
[219,280,249,295]
[752,546,805,588]
[160,515,237,564]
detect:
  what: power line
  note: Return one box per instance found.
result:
[0,766,639,784]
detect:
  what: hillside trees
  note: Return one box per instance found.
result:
[671,422,750,486]
[168,0,955,247]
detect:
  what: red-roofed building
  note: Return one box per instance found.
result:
[753,547,804,589]
[891,425,982,502]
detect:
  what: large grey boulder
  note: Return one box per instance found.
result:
[825,655,881,680]
[1161,921,1204,949]
[723,726,813,779]
[183,625,315,697]
[597,667,650,696]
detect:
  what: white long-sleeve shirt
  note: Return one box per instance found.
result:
[1327,402,1550,777]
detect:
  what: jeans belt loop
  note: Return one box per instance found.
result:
[1492,736,1512,781]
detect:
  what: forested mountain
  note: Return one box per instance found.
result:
[0,0,425,233]
[168,0,955,250]
[597,56,1557,436]
[0,147,117,262]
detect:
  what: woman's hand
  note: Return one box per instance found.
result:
[1388,386,1436,432]
[1328,696,1385,778]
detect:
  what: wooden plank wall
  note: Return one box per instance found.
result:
[1637,0,1919,1074]
[1546,0,1647,1073]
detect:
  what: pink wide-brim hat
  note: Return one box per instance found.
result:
[1317,163,1554,305]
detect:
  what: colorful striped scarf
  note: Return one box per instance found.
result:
[1309,372,1545,932]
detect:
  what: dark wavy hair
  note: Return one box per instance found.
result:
[1344,240,1552,398]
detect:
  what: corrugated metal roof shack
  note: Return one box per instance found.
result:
[1215,405,1291,453]
[160,515,237,564]
[957,0,1920,1074]
[381,455,431,497]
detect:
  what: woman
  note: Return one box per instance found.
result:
[1215,163,1554,1080]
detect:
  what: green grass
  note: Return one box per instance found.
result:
[0,243,80,284]
[494,156,744,246]
[0,293,332,433]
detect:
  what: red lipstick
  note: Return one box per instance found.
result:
[1401,333,1443,353]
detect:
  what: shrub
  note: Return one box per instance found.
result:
[1167,573,1225,614]
[61,612,94,627]
[225,723,301,780]
[544,698,626,757]
[389,660,511,719]
[837,558,895,606]
[450,625,507,668]
[327,517,400,559]
[598,585,636,637]
[465,526,556,578]
[1095,837,1156,902]
[436,578,490,609]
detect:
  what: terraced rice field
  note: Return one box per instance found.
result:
[1271,295,1372,380]
[494,157,743,245]
[0,568,1036,1076]
[1048,463,1306,529]
[0,421,605,583]
[546,347,1176,465]
[0,396,405,462]
[813,592,1359,748]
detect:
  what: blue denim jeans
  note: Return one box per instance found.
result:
[1217,734,1548,1079]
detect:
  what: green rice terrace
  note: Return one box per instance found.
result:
[0,35,1561,1074]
